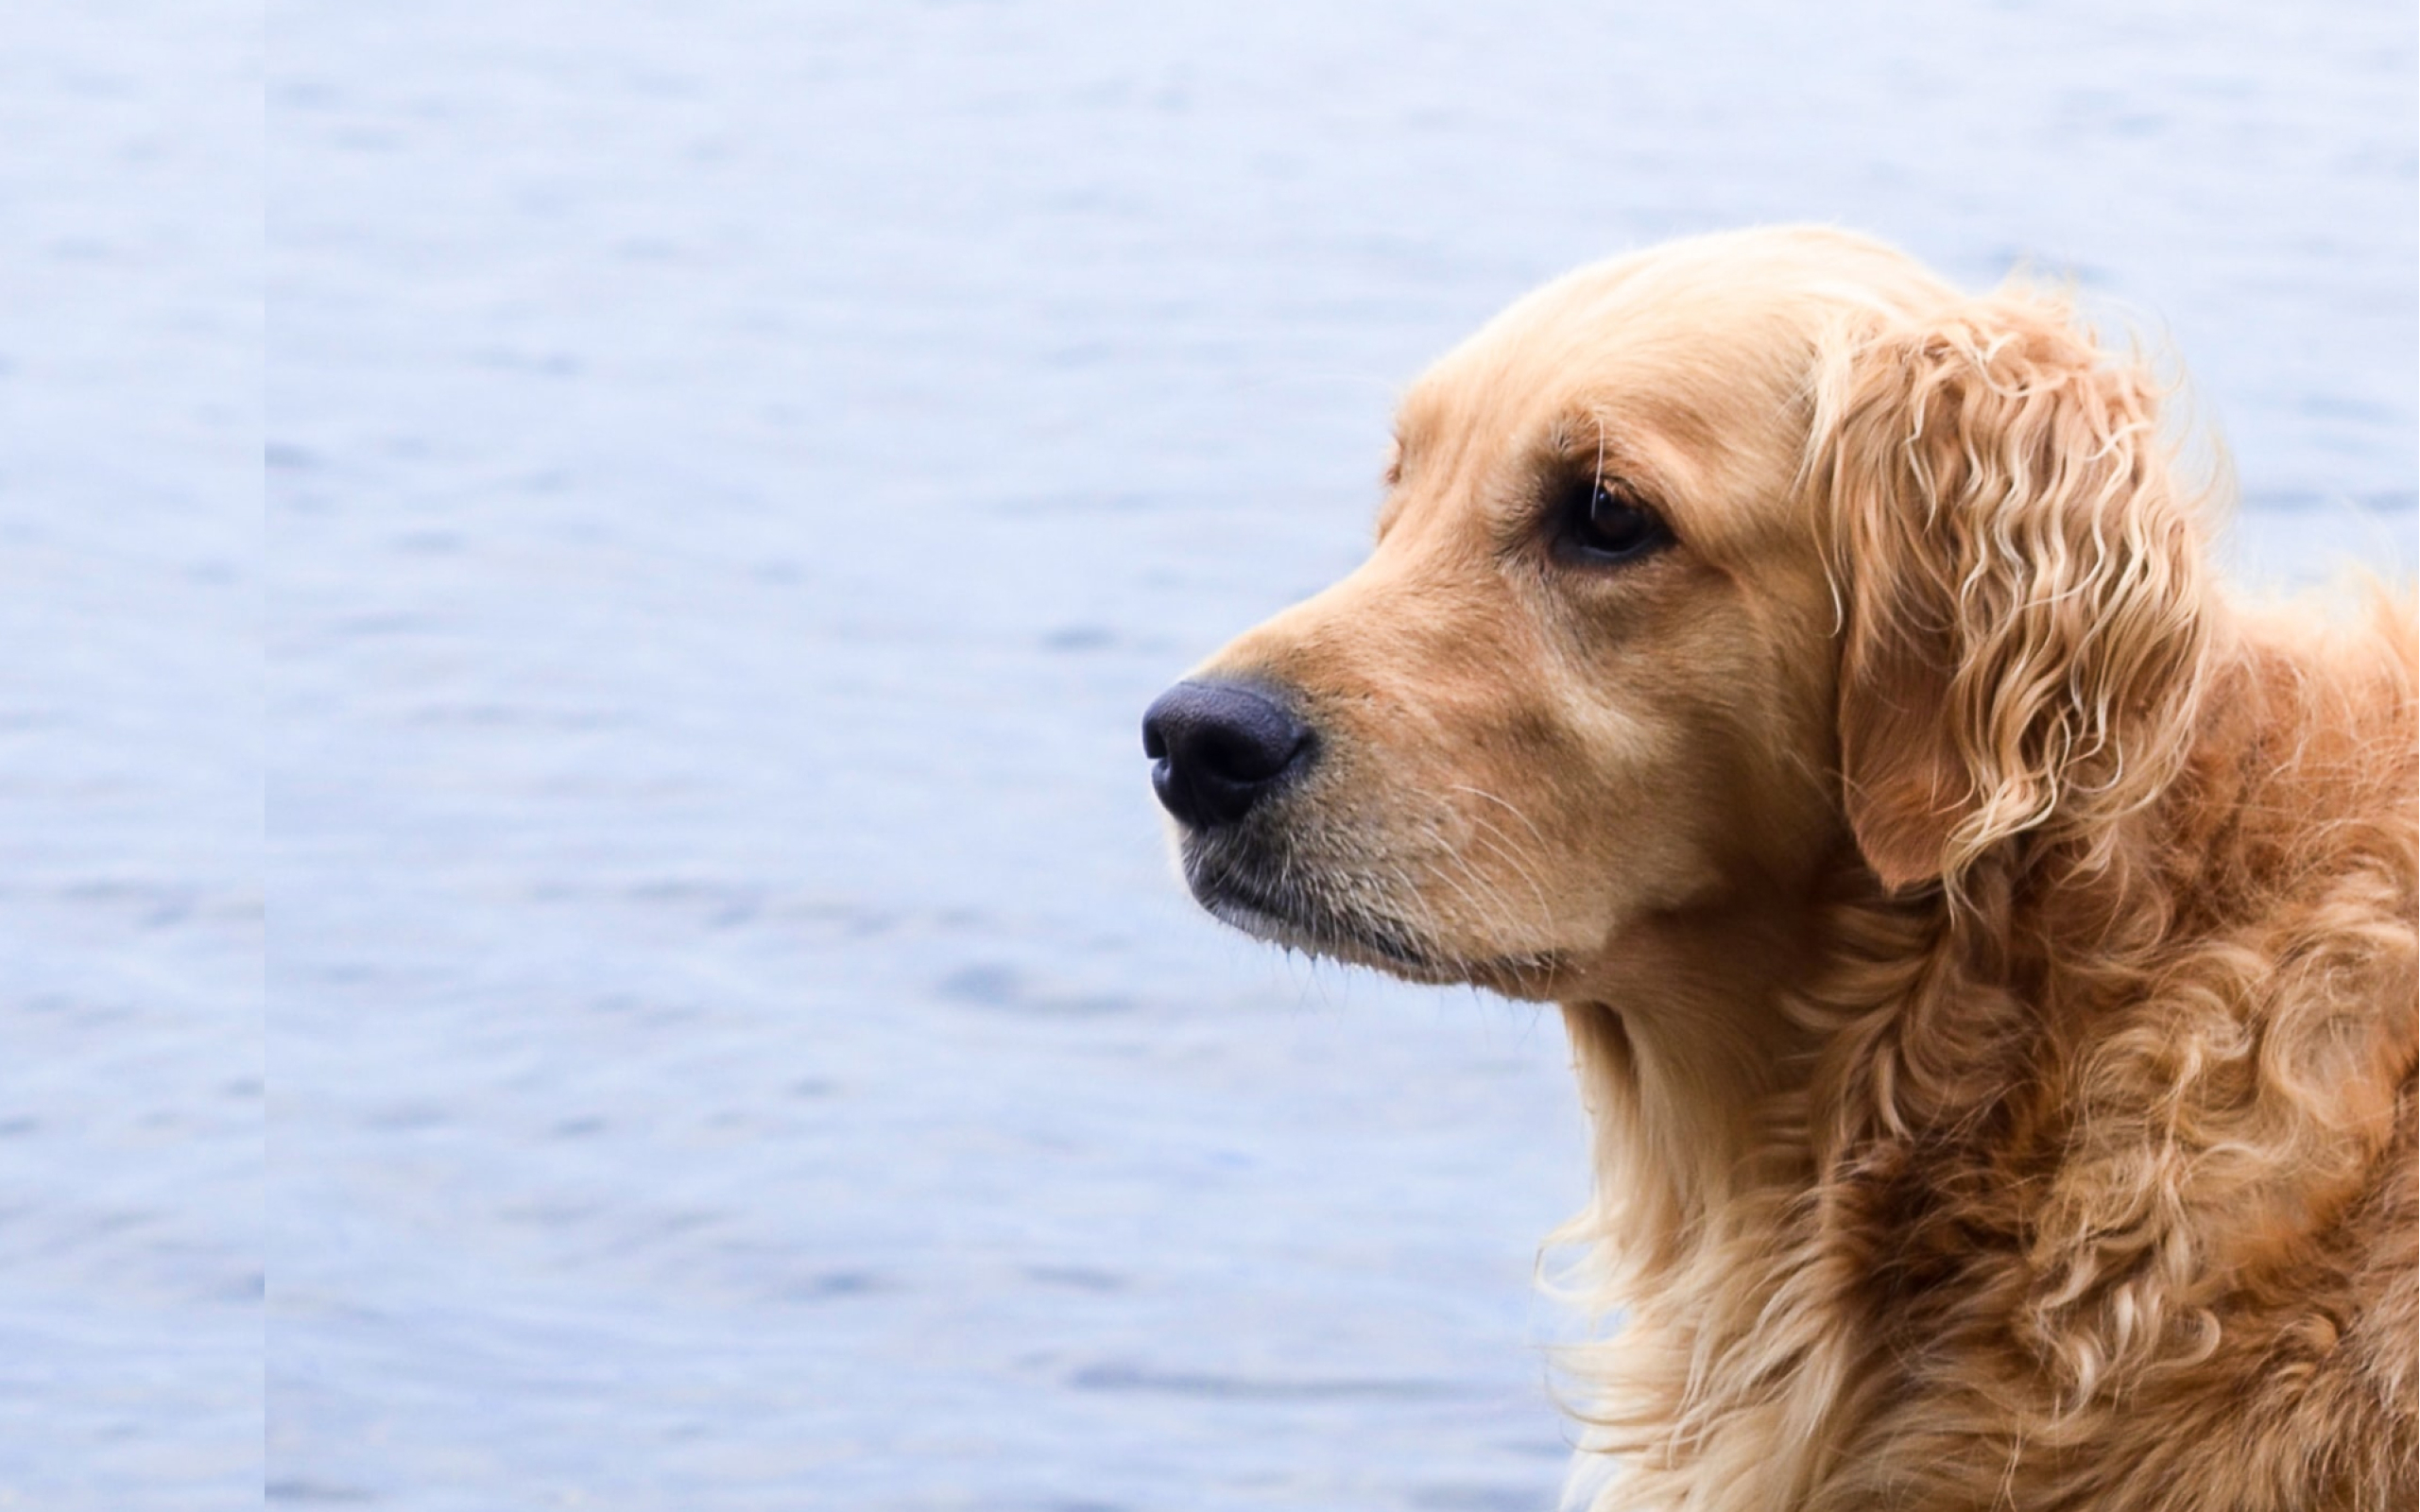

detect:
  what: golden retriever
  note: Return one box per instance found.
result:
[1141,227,2416,1511]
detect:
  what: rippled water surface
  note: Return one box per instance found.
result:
[19,3,2420,1509]
[2,5,259,1509]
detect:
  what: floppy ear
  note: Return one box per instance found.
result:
[1813,293,2212,898]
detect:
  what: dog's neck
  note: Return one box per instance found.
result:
[1547,604,2420,1509]
[1548,868,1891,1504]
[1554,872,1849,1282]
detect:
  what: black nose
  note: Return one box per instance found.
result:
[1141,679,1316,829]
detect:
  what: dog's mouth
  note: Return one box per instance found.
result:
[1186,852,1434,971]
[1180,842,1572,995]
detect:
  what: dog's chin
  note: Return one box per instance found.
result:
[1180,847,1571,997]
[1193,869,1450,981]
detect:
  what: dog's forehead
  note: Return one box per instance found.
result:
[1398,269,1811,470]
[1393,229,1947,468]
[1377,231,1958,550]
[1382,295,1811,552]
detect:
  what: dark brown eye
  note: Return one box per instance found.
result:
[1560,481,1672,564]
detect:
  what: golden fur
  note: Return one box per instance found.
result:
[1164,227,2417,1509]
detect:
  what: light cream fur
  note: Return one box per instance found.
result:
[1171,227,2417,1510]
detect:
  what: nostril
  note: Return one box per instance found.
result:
[1141,679,1317,829]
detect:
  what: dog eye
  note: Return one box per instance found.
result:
[1560,482,1672,565]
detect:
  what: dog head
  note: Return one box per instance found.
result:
[1144,227,2210,1000]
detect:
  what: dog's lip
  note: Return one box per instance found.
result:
[1184,853,1571,992]
[1186,857,1435,971]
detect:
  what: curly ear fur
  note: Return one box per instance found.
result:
[1812,293,2213,900]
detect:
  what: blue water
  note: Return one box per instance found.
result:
[0,4,261,1508]
[11,2,2416,1508]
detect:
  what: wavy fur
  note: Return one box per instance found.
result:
[1168,228,2417,1511]
[1558,286,2414,1511]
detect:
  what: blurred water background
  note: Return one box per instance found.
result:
[10,2,2416,1509]
[1,3,261,1508]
